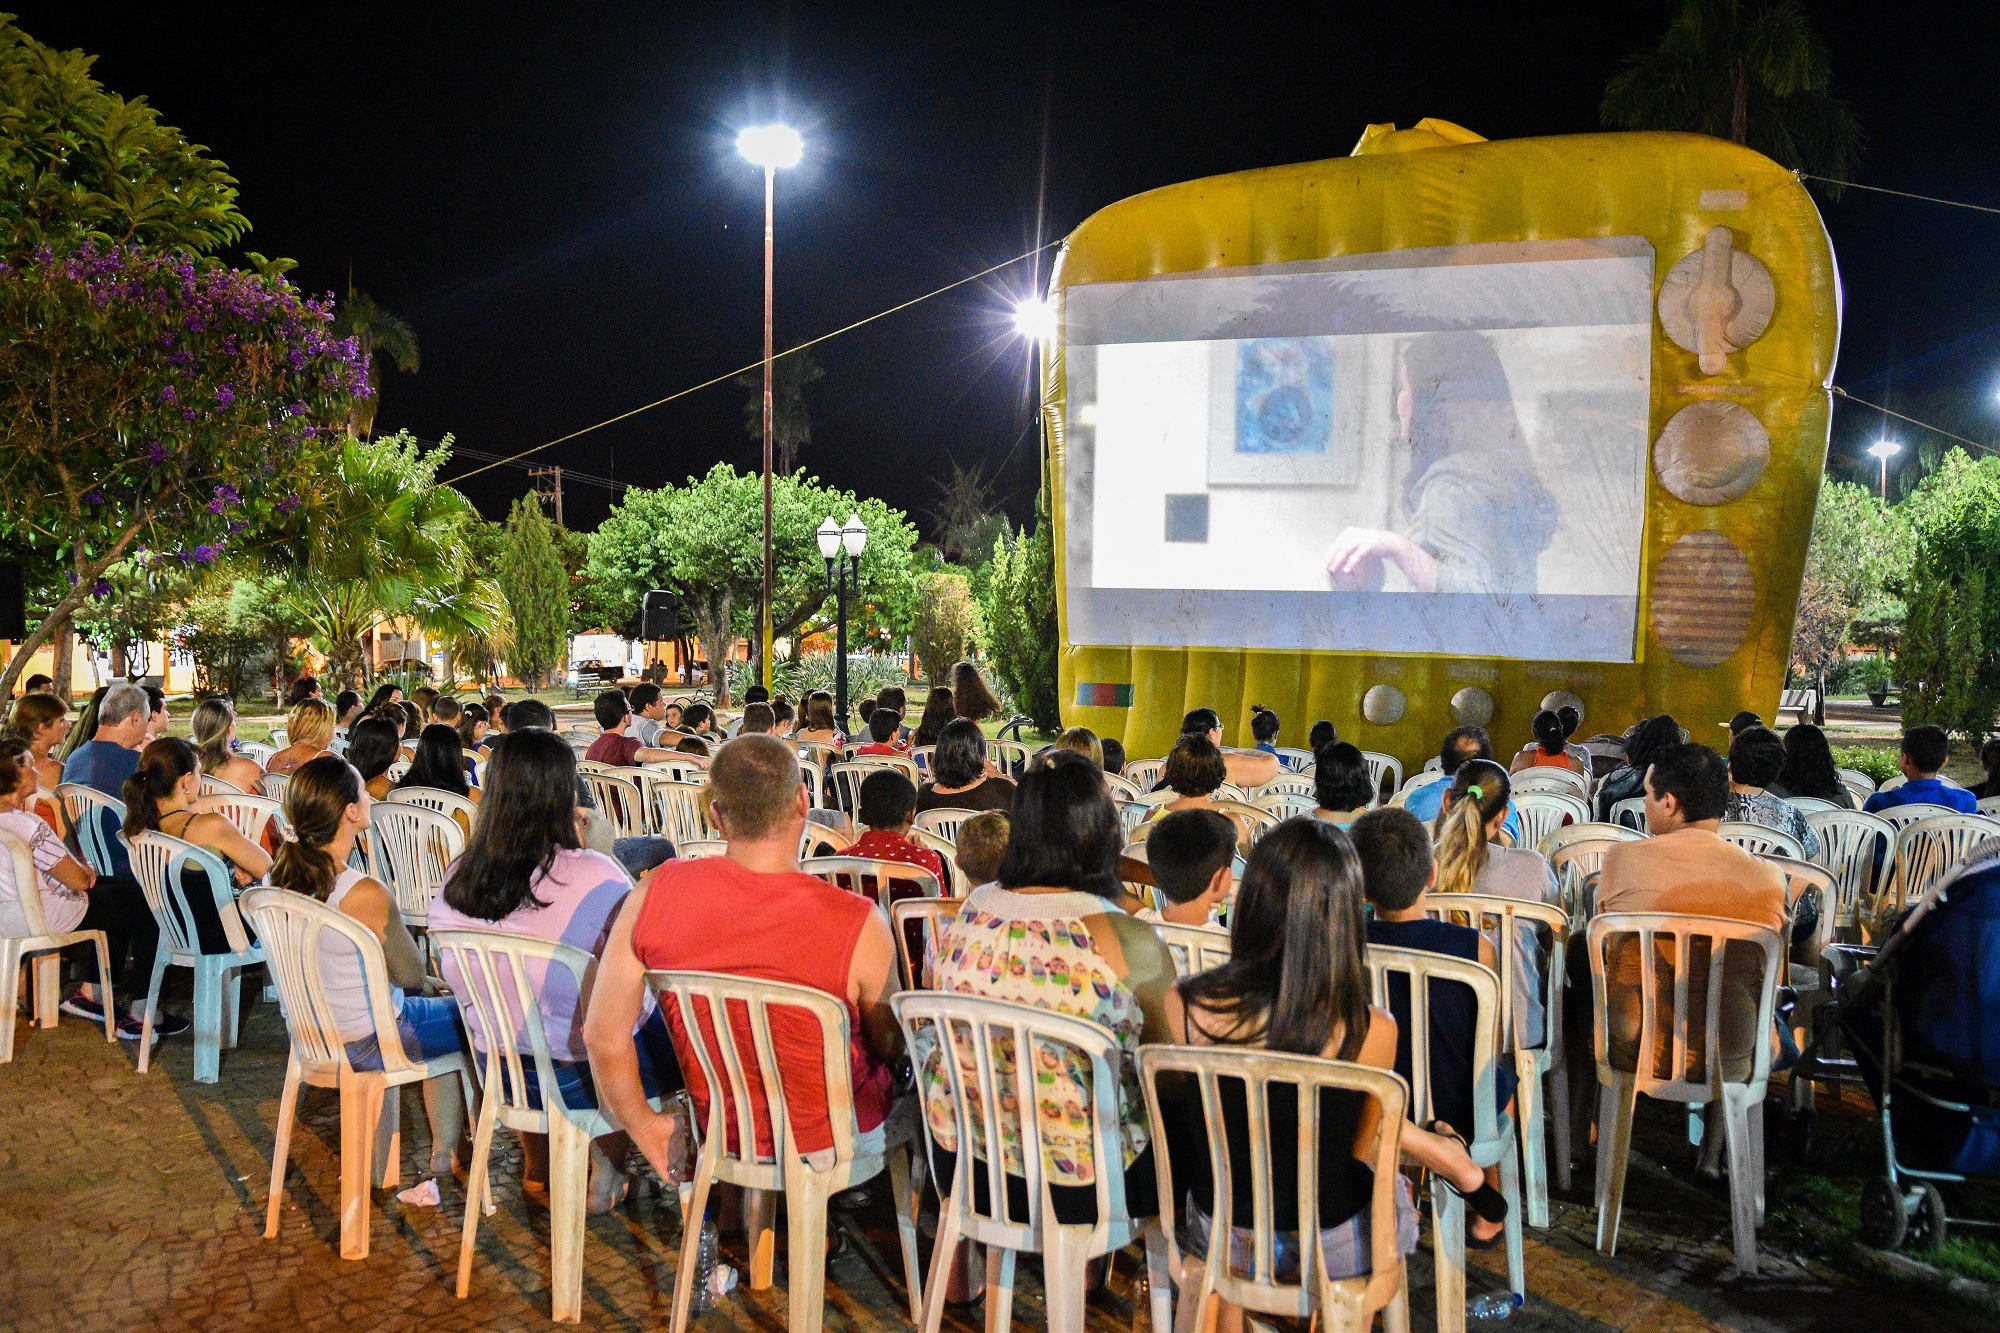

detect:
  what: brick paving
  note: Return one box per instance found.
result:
[1,991,1989,1333]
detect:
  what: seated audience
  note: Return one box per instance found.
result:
[768,699,795,738]
[1725,727,1821,858]
[396,700,424,758]
[1593,715,1684,822]
[583,734,902,1190]
[398,723,483,822]
[431,696,463,730]
[502,699,676,877]
[365,683,404,713]
[1147,734,1251,840]
[333,689,364,739]
[189,698,266,795]
[1351,806,1513,1246]
[455,702,490,771]
[661,699,685,734]
[1973,737,2000,802]
[141,686,171,746]
[876,686,911,744]
[429,728,682,1211]
[8,691,71,793]
[735,702,776,735]
[1100,737,1127,777]
[274,755,465,1182]
[1308,719,1338,751]
[1052,726,1104,770]
[1136,807,1236,925]
[1405,725,1521,839]
[345,716,404,802]
[927,750,1176,1226]
[57,685,109,765]
[481,693,507,743]
[1169,817,1496,1298]
[627,683,668,748]
[847,769,949,891]
[678,702,716,739]
[1555,704,1593,773]
[1181,707,1280,791]
[952,810,1010,888]
[412,686,439,723]
[1865,726,1979,815]
[1312,741,1377,827]
[1430,761,1556,1046]
[583,689,676,767]
[675,735,712,758]
[122,737,273,952]
[22,673,55,695]
[1726,710,1763,739]
[1510,709,1586,776]
[1768,722,1855,809]
[913,687,954,748]
[1249,705,1282,755]
[795,694,844,747]
[915,719,1016,814]
[266,698,337,777]
[950,661,1001,723]
[284,676,322,709]
[852,708,907,756]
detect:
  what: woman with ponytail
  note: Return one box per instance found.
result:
[1429,758,1558,1048]
[122,737,272,953]
[273,754,465,1180]
[189,698,266,794]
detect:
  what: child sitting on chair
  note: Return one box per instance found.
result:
[950,810,1009,890]
[851,707,908,757]
[846,768,947,891]
[1135,807,1236,926]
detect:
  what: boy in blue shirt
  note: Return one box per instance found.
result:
[1864,726,1979,816]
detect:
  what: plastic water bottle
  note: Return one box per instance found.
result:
[691,1211,719,1313]
[1468,1292,1521,1321]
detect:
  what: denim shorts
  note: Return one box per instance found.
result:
[1182,1173,1418,1282]
[519,1007,684,1112]
[345,994,466,1072]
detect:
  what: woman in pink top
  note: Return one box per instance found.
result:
[431,730,682,1210]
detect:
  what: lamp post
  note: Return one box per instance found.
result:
[1867,438,1901,499]
[818,511,867,732]
[737,123,803,693]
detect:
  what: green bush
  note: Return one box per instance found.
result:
[1830,745,1901,785]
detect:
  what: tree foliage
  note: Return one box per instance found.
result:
[497,495,571,688]
[910,570,980,684]
[1601,0,1862,186]
[736,350,824,477]
[174,574,299,700]
[331,286,418,440]
[978,494,1060,732]
[1899,450,2000,744]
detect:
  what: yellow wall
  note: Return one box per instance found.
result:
[1046,128,1838,765]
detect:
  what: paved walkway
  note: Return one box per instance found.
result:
[1,996,1987,1332]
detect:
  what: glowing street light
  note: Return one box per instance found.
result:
[737,123,803,694]
[818,513,868,730]
[1012,295,1056,344]
[1867,438,1901,498]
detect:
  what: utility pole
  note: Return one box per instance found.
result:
[528,466,565,527]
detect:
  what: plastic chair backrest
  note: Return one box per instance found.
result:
[1102,771,1144,803]
[1980,795,2000,818]
[241,886,421,1075]
[126,830,253,956]
[1211,782,1249,804]
[800,855,943,909]
[1273,747,1316,774]
[649,969,856,1187]
[1717,821,1805,860]
[0,825,51,937]
[1890,814,2000,912]
[1423,894,1568,1052]
[676,839,729,859]
[1254,790,1320,820]
[635,773,711,845]
[368,802,465,925]
[1877,801,1958,833]
[988,739,1031,779]
[1123,758,1166,791]
[1584,912,1783,1097]
[889,896,964,990]
[645,757,711,785]
[1784,796,1839,813]
[580,772,647,839]
[236,742,275,768]
[1359,752,1403,806]
[1755,855,1837,959]
[1834,767,1877,795]
[57,784,126,878]
[258,772,292,801]
[1150,920,1232,977]
[384,760,412,784]
[1512,768,1590,802]
[270,728,290,749]
[1609,796,1646,831]
[894,991,1131,1256]
[1210,799,1281,844]
[1362,944,1502,1142]
[1546,826,1646,919]
[799,762,825,810]
[1137,1045,1410,1322]
[1512,791,1589,849]
[1804,809,1896,926]
[913,807,979,845]
[1253,775,1316,800]
[199,773,245,798]
[386,785,478,827]
[203,792,288,846]
[1397,769,1448,800]
[429,927,596,1126]
[828,760,901,815]
[910,745,935,779]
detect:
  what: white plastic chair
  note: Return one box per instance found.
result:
[0,826,117,1062]
[828,759,908,814]
[384,760,412,785]
[1359,752,1403,807]
[913,807,980,845]
[1805,808,1897,936]
[203,791,288,847]
[1362,945,1524,1333]
[638,774,712,846]
[200,773,246,797]
[125,830,265,1083]
[1834,766,1877,795]
[578,772,647,840]
[889,896,965,991]
[1886,813,2000,916]
[1150,919,1232,976]
[237,741,276,768]
[1511,768,1589,803]
[1586,912,1784,1275]
[988,739,1031,779]
[1876,801,1958,832]
[894,991,1171,1333]
[1978,795,2000,818]
[1543,824,1645,922]
[910,744,935,779]
[645,757,711,785]
[1137,1045,1411,1333]
[1274,746,1317,774]
[257,772,292,801]
[1511,792,1588,852]
[367,803,465,931]
[1102,771,1144,804]
[1717,821,1805,860]
[243,886,472,1259]
[270,728,290,749]
[800,854,944,909]
[674,838,728,859]
[1254,775,1317,801]
[1212,799,1282,845]
[1255,789,1320,821]
[385,785,478,829]
[655,970,926,1332]
[1425,894,1571,1223]
[1124,757,1166,791]
[1394,769,1448,804]
[1784,796,1839,813]
[1608,796,1647,832]
[430,929,636,1322]
[56,783,126,878]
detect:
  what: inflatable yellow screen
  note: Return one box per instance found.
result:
[1046,121,1840,766]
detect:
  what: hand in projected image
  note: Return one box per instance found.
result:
[1323,527,1439,594]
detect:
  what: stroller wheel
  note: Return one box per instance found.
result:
[1906,1184,1948,1254]
[1859,1175,1908,1250]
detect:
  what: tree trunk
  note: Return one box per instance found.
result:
[51,621,74,705]
[0,518,150,701]
[689,589,734,709]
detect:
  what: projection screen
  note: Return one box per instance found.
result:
[1062,237,1654,663]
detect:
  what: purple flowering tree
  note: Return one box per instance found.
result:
[0,243,369,698]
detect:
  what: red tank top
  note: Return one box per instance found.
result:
[631,855,891,1156]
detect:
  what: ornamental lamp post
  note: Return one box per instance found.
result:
[819,511,867,732]
[736,123,804,693]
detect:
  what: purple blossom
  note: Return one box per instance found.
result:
[85,489,103,506]
[277,495,301,514]
[191,545,217,564]
[207,496,226,514]
[158,385,178,405]
[214,384,236,409]
[91,580,113,599]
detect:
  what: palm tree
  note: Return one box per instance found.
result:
[735,350,824,476]
[1601,0,1861,187]
[927,457,1007,563]
[332,286,420,439]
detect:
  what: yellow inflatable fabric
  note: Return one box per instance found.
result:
[1044,127,1839,768]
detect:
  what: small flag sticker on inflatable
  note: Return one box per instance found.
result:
[1076,683,1134,708]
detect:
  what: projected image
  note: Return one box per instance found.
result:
[1061,238,1654,662]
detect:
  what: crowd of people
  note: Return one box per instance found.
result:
[3,661,1995,1325]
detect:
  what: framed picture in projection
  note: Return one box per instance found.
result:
[1206,336,1362,486]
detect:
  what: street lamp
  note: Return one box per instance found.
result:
[819,511,867,732]
[1867,438,1901,499]
[737,123,803,694]
[1012,295,1056,344]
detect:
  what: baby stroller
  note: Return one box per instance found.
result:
[1791,853,2000,1251]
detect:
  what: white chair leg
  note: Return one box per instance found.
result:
[1549,1051,1573,1193]
[92,936,116,1042]
[785,1172,833,1333]
[1499,1120,1525,1296]
[340,1073,387,1260]
[1432,1179,1467,1333]
[136,947,170,1075]
[32,952,60,1028]
[744,1186,777,1290]
[1381,1258,1411,1333]
[1039,1222,1091,1333]
[454,1077,503,1298]
[0,947,19,1063]
[915,1186,964,1333]
[668,1157,717,1333]
[984,1244,1017,1333]
[266,1050,302,1238]
[1142,1219,1174,1333]
[548,1115,591,1323]
[374,1084,402,1188]
[888,1139,924,1323]
[1723,1089,1761,1275]
[1594,1075,1637,1256]
[1516,1051,1548,1227]
[192,957,223,1083]
[221,964,244,1049]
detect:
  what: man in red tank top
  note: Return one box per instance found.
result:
[584,734,902,1171]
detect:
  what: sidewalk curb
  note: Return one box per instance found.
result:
[1849,1242,2000,1316]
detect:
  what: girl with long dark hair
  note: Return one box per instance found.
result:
[1769,723,1855,808]
[397,725,479,803]
[949,661,1001,723]
[1593,714,1684,822]
[914,718,1014,814]
[912,686,955,748]
[122,737,272,952]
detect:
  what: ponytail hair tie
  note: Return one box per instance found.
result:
[277,825,299,844]
[1465,784,1484,801]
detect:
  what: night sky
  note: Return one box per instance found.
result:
[22,4,2000,530]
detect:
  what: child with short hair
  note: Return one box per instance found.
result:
[847,769,947,890]
[1137,807,1236,925]
[951,810,1010,888]
[853,707,907,757]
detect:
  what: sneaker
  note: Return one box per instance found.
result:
[60,990,107,1023]
[116,1015,157,1043]
[116,1012,192,1040]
